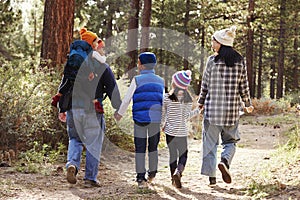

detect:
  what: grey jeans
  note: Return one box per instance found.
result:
[201,119,240,177]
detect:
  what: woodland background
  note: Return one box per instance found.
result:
[0,0,299,153]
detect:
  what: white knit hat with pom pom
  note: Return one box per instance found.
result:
[213,26,237,47]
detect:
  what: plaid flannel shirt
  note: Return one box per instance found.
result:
[198,55,251,126]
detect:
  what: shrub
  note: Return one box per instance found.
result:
[251,98,291,115]
[0,58,67,152]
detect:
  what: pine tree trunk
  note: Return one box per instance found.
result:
[276,0,286,99]
[292,12,299,92]
[106,16,113,51]
[183,0,190,70]
[40,0,75,69]
[200,27,205,75]
[270,59,276,99]
[127,0,140,80]
[141,0,152,53]
[246,0,255,98]
[257,27,263,99]
[157,0,165,77]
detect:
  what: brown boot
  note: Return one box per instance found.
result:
[170,168,176,186]
[173,164,184,188]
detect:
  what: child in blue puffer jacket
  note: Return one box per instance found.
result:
[114,52,164,189]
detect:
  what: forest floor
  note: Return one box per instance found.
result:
[0,114,300,200]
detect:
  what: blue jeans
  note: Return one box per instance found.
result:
[134,122,160,180]
[66,109,105,181]
[201,119,240,177]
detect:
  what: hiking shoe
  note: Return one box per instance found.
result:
[66,165,77,184]
[209,177,217,187]
[147,176,155,183]
[84,179,101,188]
[173,170,182,188]
[137,179,148,189]
[218,161,232,184]
[147,172,156,183]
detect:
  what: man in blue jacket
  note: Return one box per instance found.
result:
[115,52,164,188]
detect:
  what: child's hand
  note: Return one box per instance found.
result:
[114,112,122,121]
[198,104,204,114]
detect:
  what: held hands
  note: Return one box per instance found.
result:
[198,104,204,114]
[114,111,122,121]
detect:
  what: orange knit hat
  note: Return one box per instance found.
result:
[79,28,98,47]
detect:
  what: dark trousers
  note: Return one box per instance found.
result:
[134,122,160,180]
[166,134,188,171]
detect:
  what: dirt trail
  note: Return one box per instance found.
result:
[0,116,299,200]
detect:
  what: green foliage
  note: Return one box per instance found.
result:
[0,0,22,37]
[282,124,300,151]
[246,179,278,199]
[0,57,66,151]
[15,141,67,174]
[244,121,300,199]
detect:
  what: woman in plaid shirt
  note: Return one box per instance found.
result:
[198,26,254,187]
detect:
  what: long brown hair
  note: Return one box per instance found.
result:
[168,87,193,103]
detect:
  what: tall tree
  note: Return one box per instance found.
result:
[127,0,140,79]
[270,58,276,99]
[157,0,165,76]
[246,0,255,98]
[183,0,190,70]
[292,20,299,92]
[276,0,286,99]
[0,0,21,61]
[140,0,152,52]
[40,0,75,69]
[257,26,263,98]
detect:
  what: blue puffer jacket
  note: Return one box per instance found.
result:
[132,69,164,123]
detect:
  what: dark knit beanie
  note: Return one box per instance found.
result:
[139,52,157,69]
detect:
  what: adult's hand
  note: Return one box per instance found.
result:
[59,112,67,122]
[245,106,254,113]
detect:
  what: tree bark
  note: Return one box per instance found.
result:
[106,15,113,51]
[127,0,140,80]
[276,0,286,99]
[41,0,75,69]
[157,0,165,76]
[257,26,263,98]
[140,0,152,53]
[270,58,276,99]
[292,12,299,92]
[183,0,190,70]
[200,27,205,75]
[246,0,255,98]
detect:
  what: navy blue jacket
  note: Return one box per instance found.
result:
[58,53,121,112]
